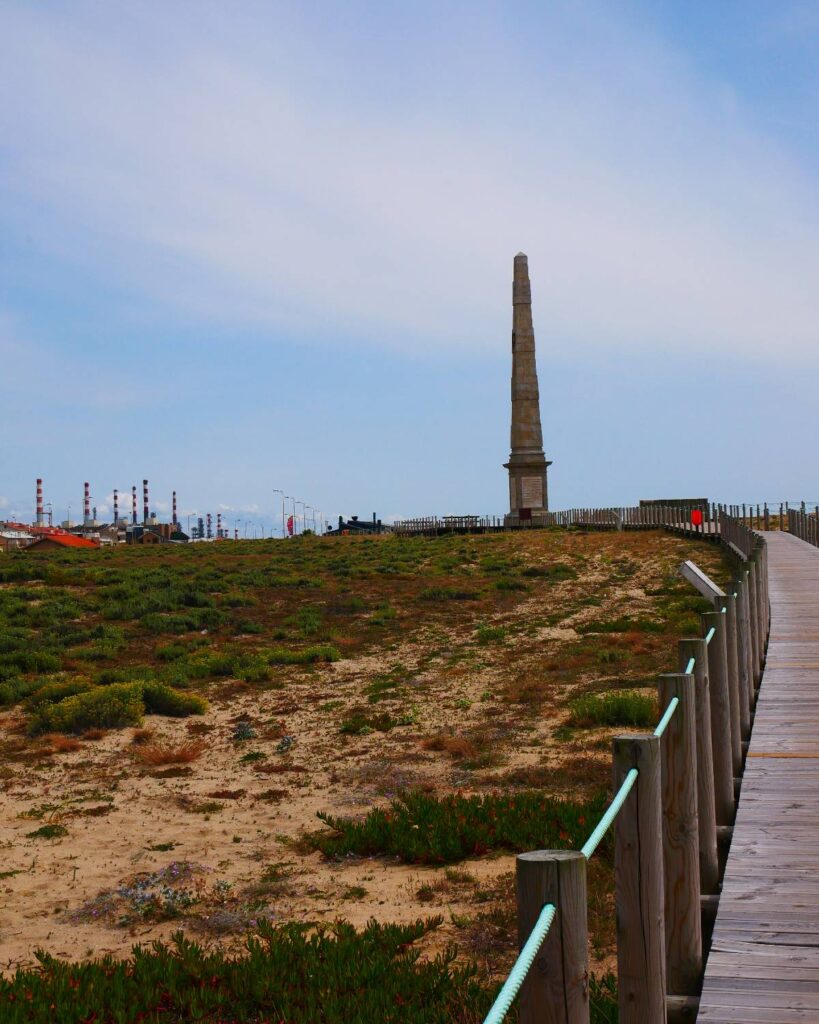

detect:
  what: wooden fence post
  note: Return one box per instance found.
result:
[613,734,666,1022]
[684,629,733,826]
[677,639,719,894]
[657,673,702,994]
[718,594,748,741]
[734,573,755,711]
[517,851,589,1024]
[701,610,741,778]
[746,559,761,685]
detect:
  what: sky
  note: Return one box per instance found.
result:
[2,1,819,531]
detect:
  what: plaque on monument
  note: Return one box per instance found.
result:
[521,476,543,508]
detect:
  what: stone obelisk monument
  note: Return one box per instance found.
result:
[504,252,551,523]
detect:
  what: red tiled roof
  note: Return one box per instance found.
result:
[28,534,100,550]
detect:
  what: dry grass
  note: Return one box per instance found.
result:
[133,739,206,765]
[39,734,82,754]
[421,733,477,759]
[130,728,154,745]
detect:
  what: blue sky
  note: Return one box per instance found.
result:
[2,2,819,530]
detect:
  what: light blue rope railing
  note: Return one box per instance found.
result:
[654,696,679,737]
[483,684,684,1023]
[580,767,638,859]
[482,902,556,1024]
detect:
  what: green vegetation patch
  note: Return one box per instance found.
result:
[311,790,607,864]
[568,690,657,728]
[27,681,206,735]
[0,921,493,1024]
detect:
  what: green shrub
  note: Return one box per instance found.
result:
[521,562,578,581]
[28,682,145,735]
[568,690,656,728]
[419,587,478,601]
[0,677,46,707]
[0,920,492,1024]
[493,578,528,592]
[339,711,397,735]
[577,616,664,635]
[25,679,93,710]
[142,682,207,717]
[475,623,507,644]
[266,645,341,665]
[312,790,607,864]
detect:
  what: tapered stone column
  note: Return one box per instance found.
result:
[504,253,551,522]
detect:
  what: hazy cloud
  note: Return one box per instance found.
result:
[1,4,819,361]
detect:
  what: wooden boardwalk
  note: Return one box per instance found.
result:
[699,531,819,1021]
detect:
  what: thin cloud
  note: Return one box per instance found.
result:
[1,4,818,362]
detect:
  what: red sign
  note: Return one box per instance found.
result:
[287,515,294,536]
[691,509,703,527]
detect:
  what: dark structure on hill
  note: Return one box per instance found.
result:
[326,515,387,535]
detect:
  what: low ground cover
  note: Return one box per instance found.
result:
[0,528,730,1013]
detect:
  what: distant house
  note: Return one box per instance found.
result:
[26,533,100,552]
[0,523,35,553]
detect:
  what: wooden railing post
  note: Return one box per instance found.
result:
[678,639,719,894]
[657,673,702,994]
[613,734,665,1022]
[517,851,589,1024]
[701,610,741,778]
[746,559,761,685]
[685,630,732,827]
[718,594,749,741]
[734,572,755,711]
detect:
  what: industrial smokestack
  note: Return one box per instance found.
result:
[217,512,222,539]
[206,513,212,540]
[84,482,91,525]
[36,479,44,527]
[143,479,149,525]
[131,486,137,525]
[113,489,119,524]
[172,491,177,527]
[234,527,238,541]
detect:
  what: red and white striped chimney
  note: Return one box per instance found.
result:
[172,491,177,527]
[84,482,91,525]
[143,479,149,524]
[131,486,137,525]
[113,489,119,524]
[35,478,44,526]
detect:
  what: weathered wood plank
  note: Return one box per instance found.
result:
[699,532,819,1017]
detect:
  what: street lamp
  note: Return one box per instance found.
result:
[285,496,294,537]
[273,489,285,540]
[305,505,313,535]
[295,500,305,535]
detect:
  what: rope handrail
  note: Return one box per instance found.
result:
[482,903,556,1024]
[483,685,685,1023]
[580,767,638,859]
[654,695,680,737]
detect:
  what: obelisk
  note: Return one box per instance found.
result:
[504,252,551,521]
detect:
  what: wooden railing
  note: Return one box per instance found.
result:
[393,501,819,537]
[483,512,770,1024]
[787,507,819,547]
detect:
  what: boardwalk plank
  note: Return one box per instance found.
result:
[699,532,819,1020]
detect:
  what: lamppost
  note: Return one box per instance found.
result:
[295,500,305,535]
[273,489,285,540]
[305,505,313,535]
[285,496,294,537]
